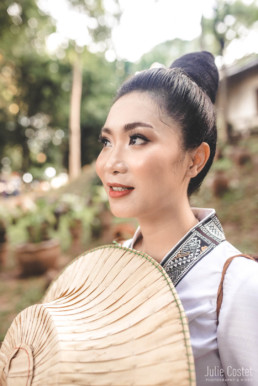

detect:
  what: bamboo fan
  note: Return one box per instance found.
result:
[0,245,196,386]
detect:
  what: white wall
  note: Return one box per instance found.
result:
[217,71,258,131]
[227,72,258,132]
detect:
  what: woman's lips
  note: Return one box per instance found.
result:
[107,183,134,198]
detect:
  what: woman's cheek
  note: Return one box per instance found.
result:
[95,154,104,181]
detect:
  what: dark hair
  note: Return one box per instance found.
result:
[115,51,219,196]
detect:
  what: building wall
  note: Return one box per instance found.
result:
[228,71,258,131]
[217,68,258,134]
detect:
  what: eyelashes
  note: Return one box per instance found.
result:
[98,135,110,147]
[129,134,150,145]
[98,133,150,147]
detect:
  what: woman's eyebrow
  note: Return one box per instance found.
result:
[124,122,154,131]
[100,127,112,135]
[101,122,153,134]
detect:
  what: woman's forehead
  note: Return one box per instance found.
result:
[106,91,180,133]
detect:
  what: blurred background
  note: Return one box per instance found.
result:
[0,0,258,341]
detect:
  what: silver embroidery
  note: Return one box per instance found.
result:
[161,214,225,286]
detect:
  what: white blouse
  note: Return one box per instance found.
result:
[123,208,258,385]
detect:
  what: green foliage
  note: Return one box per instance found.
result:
[212,157,233,171]
[0,0,64,169]
[133,38,201,71]
[9,201,56,244]
[201,0,258,55]
[0,0,54,52]
[191,135,258,255]
[67,0,121,48]
[80,50,121,164]
[0,54,71,169]
[54,193,97,249]
[0,0,122,174]
[6,180,108,249]
[1,0,258,176]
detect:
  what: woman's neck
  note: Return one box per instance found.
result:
[134,204,198,263]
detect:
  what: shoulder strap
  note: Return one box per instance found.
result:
[216,254,256,325]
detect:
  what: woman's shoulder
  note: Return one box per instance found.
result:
[217,238,257,277]
[218,242,258,323]
[217,250,258,383]
[213,240,258,295]
[222,250,258,292]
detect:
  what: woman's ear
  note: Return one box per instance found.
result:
[187,142,210,178]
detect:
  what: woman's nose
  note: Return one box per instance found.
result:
[105,149,128,175]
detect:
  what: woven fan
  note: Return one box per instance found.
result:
[0,245,196,385]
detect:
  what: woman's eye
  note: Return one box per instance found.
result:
[98,135,111,147]
[129,134,149,145]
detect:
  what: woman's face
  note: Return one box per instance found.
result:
[96,91,193,220]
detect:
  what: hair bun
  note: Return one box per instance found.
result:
[170,51,219,104]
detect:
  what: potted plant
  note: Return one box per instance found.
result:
[54,193,94,253]
[14,203,60,276]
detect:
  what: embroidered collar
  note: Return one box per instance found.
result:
[128,208,226,286]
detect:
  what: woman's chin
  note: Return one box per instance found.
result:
[109,206,135,219]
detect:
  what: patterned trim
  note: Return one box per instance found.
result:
[161,213,225,286]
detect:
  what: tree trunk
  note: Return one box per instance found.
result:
[69,55,82,180]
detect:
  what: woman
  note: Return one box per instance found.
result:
[96,51,258,385]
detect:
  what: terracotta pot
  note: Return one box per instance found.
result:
[0,243,8,268]
[15,239,60,276]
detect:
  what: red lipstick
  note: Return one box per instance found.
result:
[107,183,134,198]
